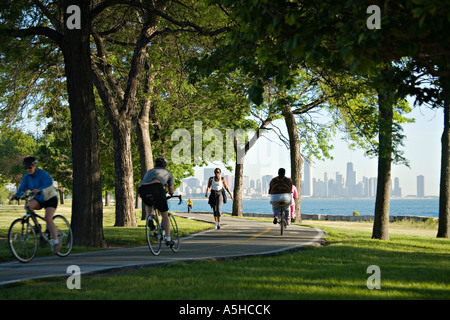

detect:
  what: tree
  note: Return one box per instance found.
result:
[437,77,450,238]
[277,70,333,222]
[232,110,273,217]
[1,0,235,238]
[217,0,449,238]
[91,0,233,226]
[1,1,106,247]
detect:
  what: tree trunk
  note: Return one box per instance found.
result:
[105,190,111,206]
[232,122,273,217]
[92,14,160,226]
[136,63,154,220]
[283,106,302,223]
[372,92,393,240]
[136,109,153,220]
[112,119,136,227]
[437,79,450,238]
[232,161,244,216]
[58,187,65,204]
[63,1,105,247]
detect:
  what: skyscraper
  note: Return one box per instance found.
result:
[261,175,273,194]
[303,158,313,196]
[392,177,402,197]
[417,175,425,197]
[346,162,356,196]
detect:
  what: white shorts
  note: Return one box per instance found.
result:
[270,193,291,203]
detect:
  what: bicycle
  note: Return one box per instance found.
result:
[145,194,182,255]
[8,191,73,263]
[272,202,289,236]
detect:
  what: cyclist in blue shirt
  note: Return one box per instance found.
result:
[11,157,60,253]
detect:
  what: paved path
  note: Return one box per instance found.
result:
[0,213,326,286]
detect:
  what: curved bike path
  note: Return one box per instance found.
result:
[0,213,326,286]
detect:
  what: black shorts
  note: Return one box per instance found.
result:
[38,196,58,209]
[139,183,168,212]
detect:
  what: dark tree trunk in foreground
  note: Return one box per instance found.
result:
[372,92,393,240]
[438,79,450,238]
[63,1,105,247]
[136,63,154,220]
[232,162,244,217]
[283,106,302,223]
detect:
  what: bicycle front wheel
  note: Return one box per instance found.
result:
[168,214,180,252]
[146,214,162,255]
[52,215,73,257]
[8,218,38,263]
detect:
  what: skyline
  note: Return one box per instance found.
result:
[196,99,443,197]
[192,160,431,198]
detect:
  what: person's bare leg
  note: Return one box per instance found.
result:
[45,207,58,240]
[161,211,171,239]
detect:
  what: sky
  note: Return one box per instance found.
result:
[195,97,444,197]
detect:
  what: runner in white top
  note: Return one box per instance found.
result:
[205,168,233,229]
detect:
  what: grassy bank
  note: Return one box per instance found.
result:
[1,209,448,299]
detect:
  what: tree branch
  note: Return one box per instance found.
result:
[0,26,63,47]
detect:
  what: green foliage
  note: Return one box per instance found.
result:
[0,127,37,186]
[215,0,450,105]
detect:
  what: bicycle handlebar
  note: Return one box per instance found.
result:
[11,191,34,201]
[166,194,182,205]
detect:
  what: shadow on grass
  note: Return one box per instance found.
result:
[1,222,448,300]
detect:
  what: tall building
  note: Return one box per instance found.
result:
[417,175,425,197]
[261,175,273,194]
[335,172,345,197]
[243,175,250,189]
[303,158,313,196]
[346,162,356,196]
[363,176,369,197]
[368,177,377,197]
[392,177,402,197]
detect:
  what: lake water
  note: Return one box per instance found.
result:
[171,198,440,218]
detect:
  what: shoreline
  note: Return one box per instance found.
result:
[175,211,438,222]
[180,196,439,200]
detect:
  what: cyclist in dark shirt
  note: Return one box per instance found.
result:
[269,168,293,225]
[139,157,175,246]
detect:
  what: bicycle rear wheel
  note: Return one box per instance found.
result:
[52,215,73,257]
[280,210,285,236]
[168,214,180,252]
[146,213,162,255]
[8,218,38,263]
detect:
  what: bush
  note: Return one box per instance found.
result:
[352,210,360,216]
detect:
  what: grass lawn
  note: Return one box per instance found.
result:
[0,205,449,299]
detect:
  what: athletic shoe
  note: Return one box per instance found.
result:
[52,241,61,254]
[165,239,175,247]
